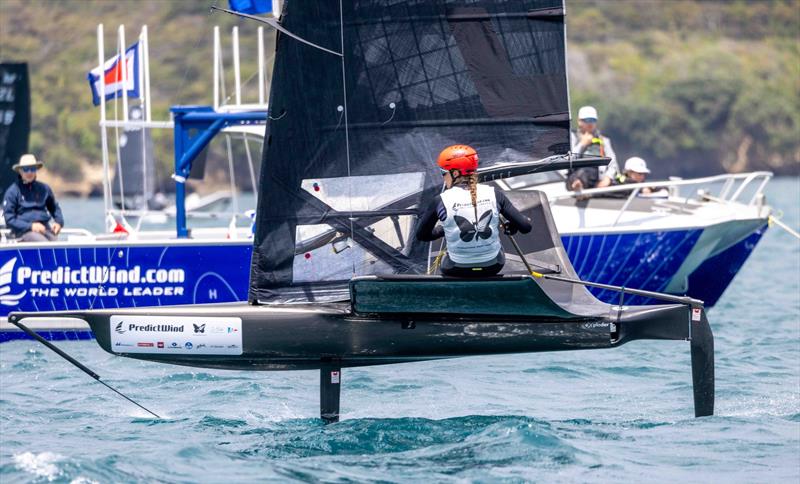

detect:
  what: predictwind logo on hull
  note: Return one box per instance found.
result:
[0,258,27,306]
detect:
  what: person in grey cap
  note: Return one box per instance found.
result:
[567,105,619,191]
[3,154,64,242]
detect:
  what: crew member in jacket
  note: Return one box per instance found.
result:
[3,154,64,242]
[566,105,619,191]
[416,145,532,277]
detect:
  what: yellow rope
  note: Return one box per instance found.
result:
[428,247,446,275]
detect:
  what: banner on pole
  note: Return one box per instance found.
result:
[87,42,140,106]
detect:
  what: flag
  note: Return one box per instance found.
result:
[87,42,140,107]
[228,0,273,15]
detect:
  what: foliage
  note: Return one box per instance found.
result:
[568,0,800,176]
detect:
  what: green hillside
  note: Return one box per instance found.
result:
[568,0,799,177]
[0,0,797,192]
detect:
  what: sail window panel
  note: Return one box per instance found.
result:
[366,214,416,254]
[300,172,424,213]
[292,232,395,284]
[294,214,413,270]
[296,224,337,246]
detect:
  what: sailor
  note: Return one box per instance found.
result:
[612,156,653,194]
[566,105,619,191]
[3,154,64,242]
[416,145,532,277]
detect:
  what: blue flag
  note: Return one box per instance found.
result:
[228,0,272,15]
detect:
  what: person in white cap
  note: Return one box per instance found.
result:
[3,154,64,242]
[567,105,619,191]
[613,156,653,194]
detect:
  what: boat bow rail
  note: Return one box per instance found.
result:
[547,171,773,227]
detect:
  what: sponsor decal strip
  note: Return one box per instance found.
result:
[110,316,243,356]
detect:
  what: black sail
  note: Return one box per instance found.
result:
[0,63,31,194]
[111,105,158,210]
[250,0,569,303]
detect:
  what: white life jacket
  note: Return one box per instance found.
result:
[440,184,501,265]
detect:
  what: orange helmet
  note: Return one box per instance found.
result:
[437,145,478,175]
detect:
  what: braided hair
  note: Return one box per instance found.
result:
[453,171,480,223]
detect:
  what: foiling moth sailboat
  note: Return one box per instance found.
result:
[10,0,714,422]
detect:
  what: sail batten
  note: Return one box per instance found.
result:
[250,0,569,304]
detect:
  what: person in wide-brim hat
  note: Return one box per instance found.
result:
[3,153,64,242]
[12,153,44,172]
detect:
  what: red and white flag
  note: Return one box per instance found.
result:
[87,42,140,106]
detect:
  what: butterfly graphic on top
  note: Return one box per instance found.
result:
[193,323,206,334]
[454,210,493,242]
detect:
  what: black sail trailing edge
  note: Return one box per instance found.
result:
[250,0,570,303]
[0,63,31,194]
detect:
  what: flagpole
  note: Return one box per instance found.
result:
[213,26,220,110]
[97,24,112,227]
[233,26,241,105]
[142,25,151,122]
[119,24,128,121]
[139,26,149,222]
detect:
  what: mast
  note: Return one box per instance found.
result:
[338,0,355,264]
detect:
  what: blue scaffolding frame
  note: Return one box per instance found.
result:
[171,105,267,238]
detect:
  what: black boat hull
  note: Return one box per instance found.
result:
[6,298,699,370]
[8,294,713,419]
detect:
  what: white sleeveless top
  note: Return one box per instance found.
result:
[440,184,501,265]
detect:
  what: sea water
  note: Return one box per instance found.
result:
[1,178,798,483]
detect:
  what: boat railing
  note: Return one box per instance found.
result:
[1,227,96,244]
[550,171,773,226]
[105,208,251,221]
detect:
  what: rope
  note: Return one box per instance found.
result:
[769,215,800,240]
[428,247,445,275]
